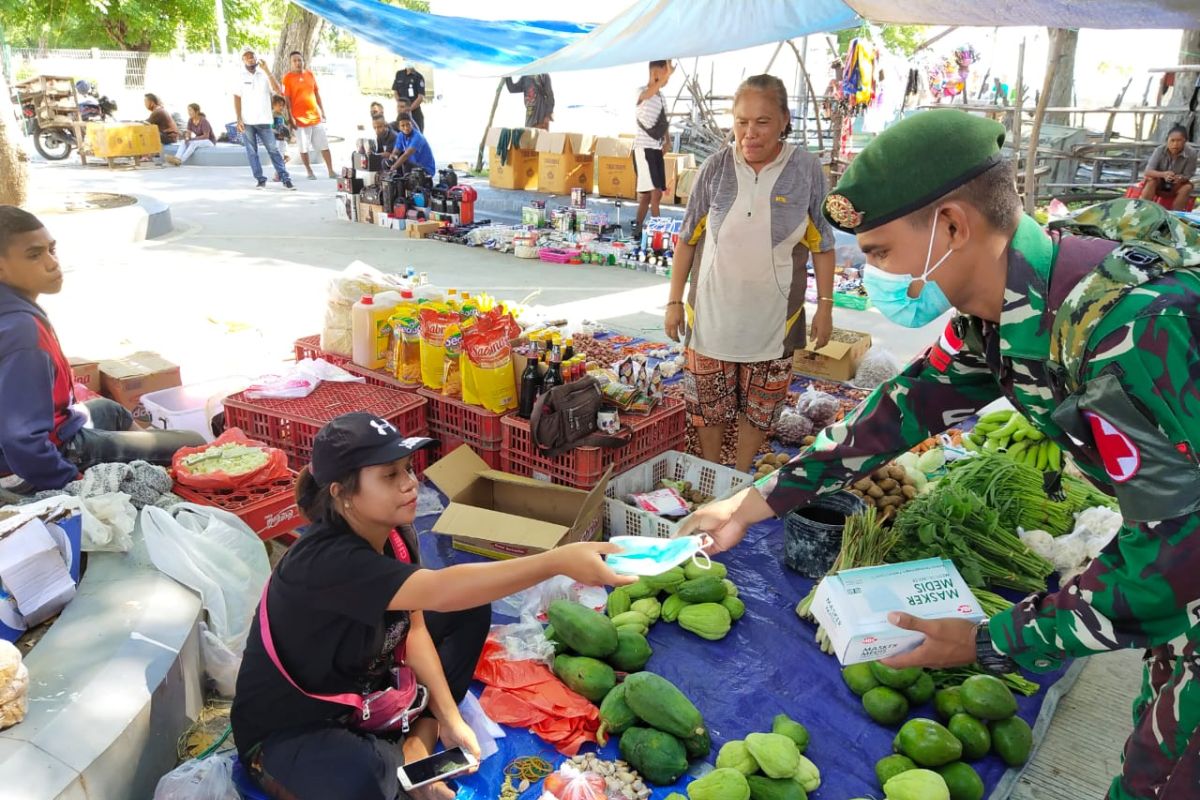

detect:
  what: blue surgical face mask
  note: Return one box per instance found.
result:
[862,207,955,328]
[606,535,714,577]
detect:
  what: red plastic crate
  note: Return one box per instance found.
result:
[222,382,429,470]
[500,397,686,489]
[417,388,510,449]
[293,334,349,366]
[343,362,422,392]
[173,473,304,542]
[430,437,503,470]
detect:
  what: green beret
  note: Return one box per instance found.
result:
[823,109,1006,233]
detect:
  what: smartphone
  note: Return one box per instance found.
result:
[397,747,478,792]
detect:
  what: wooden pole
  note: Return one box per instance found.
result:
[1012,39,1026,158]
[788,39,823,155]
[913,26,960,54]
[764,41,785,74]
[475,78,504,174]
[1024,36,1065,212]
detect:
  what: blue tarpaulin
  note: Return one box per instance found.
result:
[291,0,594,71]
[412,509,1077,800]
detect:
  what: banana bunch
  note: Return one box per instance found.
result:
[963,409,1062,471]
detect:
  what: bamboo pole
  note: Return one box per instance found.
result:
[1011,39,1026,157]
[787,39,823,154]
[1024,37,1065,212]
[475,78,504,174]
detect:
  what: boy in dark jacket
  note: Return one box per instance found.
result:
[0,207,203,496]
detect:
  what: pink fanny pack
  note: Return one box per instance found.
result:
[258,530,429,734]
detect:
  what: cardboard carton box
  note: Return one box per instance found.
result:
[663,153,697,204]
[486,127,540,191]
[793,328,872,382]
[425,446,610,560]
[359,202,384,225]
[68,357,100,392]
[676,167,700,205]
[406,221,442,239]
[99,352,182,415]
[536,132,596,196]
[593,136,636,200]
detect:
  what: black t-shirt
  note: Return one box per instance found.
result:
[376,127,398,154]
[392,69,426,101]
[231,519,421,757]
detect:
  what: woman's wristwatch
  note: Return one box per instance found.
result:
[975,622,1017,675]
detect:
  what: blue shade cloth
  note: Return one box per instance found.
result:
[411,503,1077,799]
[291,0,593,71]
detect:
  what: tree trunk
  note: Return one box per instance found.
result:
[0,70,29,207]
[1152,29,1200,139]
[274,4,325,79]
[1044,28,1078,127]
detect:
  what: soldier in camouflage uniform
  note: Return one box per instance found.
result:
[680,109,1200,799]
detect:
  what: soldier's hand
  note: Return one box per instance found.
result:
[880,613,979,669]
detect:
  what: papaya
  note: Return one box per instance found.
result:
[716,741,759,775]
[934,687,965,722]
[746,775,806,800]
[677,575,728,604]
[897,718,963,767]
[903,672,936,705]
[771,714,810,754]
[662,593,689,623]
[959,674,1017,721]
[618,726,688,786]
[869,662,923,690]
[683,727,712,760]
[608,629,653,672]
[722,595,747,622]
[544,624,568,656]
[596,683,637,746]
[547,600,619,659]
[631,597,663,623]
[684,559,728,581]
[552,655,616,702]
[623,671,706,739]
[863,686,909,726]
[937,762,984,800]
[607,587,633,618]
[678,602,732,641]
[947,714,991,761]
[689,768,750,800]
[842,663,880,696]
[990,717,1033,767]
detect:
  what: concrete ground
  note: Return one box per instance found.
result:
[23,156,1138,798]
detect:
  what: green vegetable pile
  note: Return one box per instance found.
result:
[605,560,745,643]
[178,442,270,476]
[844,662,1035,800]
[702,715,821,800]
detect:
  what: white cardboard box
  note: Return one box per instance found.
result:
[813,558,985,665]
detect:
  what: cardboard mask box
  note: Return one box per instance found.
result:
[486,127,540,191]
[100,352,182,414]
[536,132,596,196]
[69,357,100,391]
[813,558,985,665]
[593,136,636,200]
[793,328,872,383]
[406,221,443,239]
[425,445,610,560]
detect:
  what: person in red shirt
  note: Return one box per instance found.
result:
[281,51,335,180]
[0,207,203,498]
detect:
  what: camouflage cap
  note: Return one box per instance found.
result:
[823,109,1006,233]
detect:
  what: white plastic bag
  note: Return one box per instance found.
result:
[244,358,365,400]
[153,755,238,800]
[491,614,558,665]
[491,575,608,620]
[142,503,270,697]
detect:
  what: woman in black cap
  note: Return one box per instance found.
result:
[231,412,632,800]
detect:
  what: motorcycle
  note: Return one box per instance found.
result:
[19,80,118,161]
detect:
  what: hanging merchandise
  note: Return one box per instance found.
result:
[841,37,878,114]
[953,44,982,101]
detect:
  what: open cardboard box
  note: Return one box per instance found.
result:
[425,445,610,560]
[486,127,540,191]
[536,132,596,196]
[793,327,872,383]
[593,136,636,200]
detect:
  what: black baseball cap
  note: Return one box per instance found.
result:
[311,413,436,485]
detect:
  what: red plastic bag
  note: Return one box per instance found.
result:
[172,428,291,490]
[544,765,607,800]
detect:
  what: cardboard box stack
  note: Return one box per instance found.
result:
[486,127,541,191]
[68,357,100,393]
[99,352,182,421]
[593,136,636,200]
[536,132,596,196]
[793,328,872,382]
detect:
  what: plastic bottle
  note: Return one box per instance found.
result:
[352,295,380,368]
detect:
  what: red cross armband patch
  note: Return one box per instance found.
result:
[929,320,964,373]
[1083,411,1141,483]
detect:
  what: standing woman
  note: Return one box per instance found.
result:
[665,74,837,472]
[232,413,632,800]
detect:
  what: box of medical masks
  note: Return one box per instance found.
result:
[812,558,985,665]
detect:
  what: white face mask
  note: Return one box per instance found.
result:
[605,535,715,576]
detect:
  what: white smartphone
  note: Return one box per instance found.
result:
[397,747,478,792]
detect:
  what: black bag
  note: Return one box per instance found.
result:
[381,178,400,214]
[360,185,382,206]
[637,98,669,142]
[529,377,630,458]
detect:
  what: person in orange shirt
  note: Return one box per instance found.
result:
[281,51,335,180]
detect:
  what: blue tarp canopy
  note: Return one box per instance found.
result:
[294,0,1200,75]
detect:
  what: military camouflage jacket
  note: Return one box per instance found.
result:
[759,213,1200,672]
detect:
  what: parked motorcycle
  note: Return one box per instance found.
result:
[19,80,118,161]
